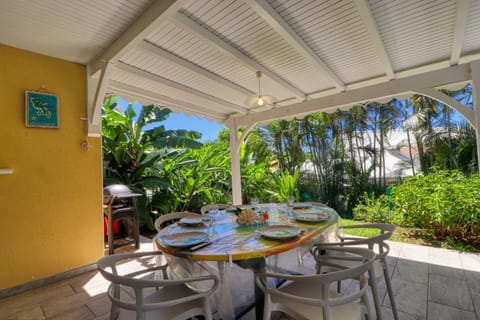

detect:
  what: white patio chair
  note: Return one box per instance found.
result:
[97,251,219,320]
[255,246,376,320]
[313,223,398,320]
[154,211,200,232]
[152,212,203,278]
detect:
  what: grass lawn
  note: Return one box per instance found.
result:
[339,218,479,253]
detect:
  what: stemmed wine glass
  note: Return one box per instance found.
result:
[287,195,295,217]
[250,197,261,237]
[203,205,219,236]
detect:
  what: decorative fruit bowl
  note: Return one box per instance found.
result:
[236,208,269,226]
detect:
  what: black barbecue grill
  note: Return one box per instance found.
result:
[103,184,142,254]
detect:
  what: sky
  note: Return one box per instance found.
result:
[161,112,225,142]
[117,97,225,142]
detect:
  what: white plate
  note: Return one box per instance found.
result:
[295,212,329,222]
[258,225,301,240]
[163,232,208,247]
[179,214,204,226]
[292,202,311,209]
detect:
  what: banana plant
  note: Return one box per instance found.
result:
[102,96,203,229]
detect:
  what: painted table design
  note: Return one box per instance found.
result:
[155,204,339,261]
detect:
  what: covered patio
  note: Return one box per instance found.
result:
[1,0,480,318]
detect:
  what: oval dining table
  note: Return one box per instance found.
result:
[155,203,340,320]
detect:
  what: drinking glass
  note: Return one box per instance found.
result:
[204,205,219,234]
[287,195,295,217]
[287,195,295,207]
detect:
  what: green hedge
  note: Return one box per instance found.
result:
[353,169,480,247]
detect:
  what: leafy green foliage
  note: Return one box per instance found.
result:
[352,193,395,223]
[353,169,480,248]
[268,169,300,202]
[391,169,480,246]
[156,142,231,213]
[102,97,203,229]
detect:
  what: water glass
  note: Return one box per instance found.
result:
[287,196,295,206]
[287,196,295,217]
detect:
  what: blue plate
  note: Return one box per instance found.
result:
[163,232,208,248]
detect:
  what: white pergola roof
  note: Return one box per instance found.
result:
[2,0,480,135]
[2,0,480,203]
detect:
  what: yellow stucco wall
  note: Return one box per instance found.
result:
[0,44,103,290]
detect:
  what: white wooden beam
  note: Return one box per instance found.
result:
[88,0,187,76]
[450,0,469,66]
[235,63,472,127]
[354,0,395,80]
[90,62,114,126]
[225,118,243,205]
[109,80,227,122]
[116,62,249,113]
[470,61,480,169]
[247,0,345,91]
[171,12,306,100]
[138,40,255,96]
[415,87,475,127]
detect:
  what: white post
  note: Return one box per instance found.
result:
[226,119,243,205]
[471,61,480,171]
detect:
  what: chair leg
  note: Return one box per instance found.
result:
[368,267,382,320]
[202,297,213,320]
[132,216,140,249]
[110,304,119,320]
[382,260,399,320]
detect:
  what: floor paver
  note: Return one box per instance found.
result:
[0,237,479,320]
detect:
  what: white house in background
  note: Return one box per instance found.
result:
[301,129,421,182]
[363,129,421,181]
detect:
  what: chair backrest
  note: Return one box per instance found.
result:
[154,211,199,232]
[200,204,230,215]
[97,251,219,319]
[255,246,375,320]
[336,223,395,259]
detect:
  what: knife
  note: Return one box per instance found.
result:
[189,232,233,251]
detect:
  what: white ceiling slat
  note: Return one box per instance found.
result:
[109,80,227,122]
[235,63,472,127]
[170,11,306,99]
[2,0,480,132]
[116,62,249,114]
[462,0,480,54]
[246,0,345,91]
[138,40,254,96]
[354,0,395,80]
[88,0,187,76]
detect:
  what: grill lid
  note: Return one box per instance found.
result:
[103,184,142,198]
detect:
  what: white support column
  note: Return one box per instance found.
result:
[86,62,114,136]
[226,118,242,205]
[470,61,480,170]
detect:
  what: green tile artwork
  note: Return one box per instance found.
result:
[25,90,59,128]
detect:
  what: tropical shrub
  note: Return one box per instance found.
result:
[353,169,480,247]
[154,142,232,213]
[391,169,480,246]
[352,192,395,223]
[268,169,300,202]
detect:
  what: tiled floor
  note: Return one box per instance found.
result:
[1,236,479,320]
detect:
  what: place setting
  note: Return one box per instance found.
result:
[257,225,303,241]
[161,212,232,251]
